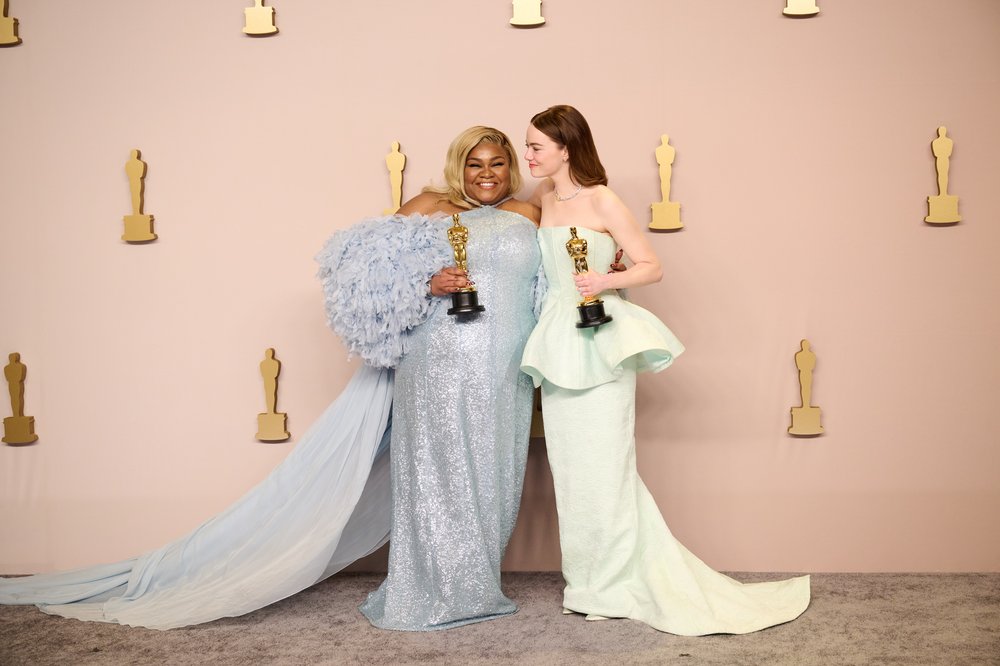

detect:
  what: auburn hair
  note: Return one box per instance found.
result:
[530,105,608,187]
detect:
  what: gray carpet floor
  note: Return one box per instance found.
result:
[1,572,997,665]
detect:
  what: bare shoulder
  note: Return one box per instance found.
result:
[501,199,542,225]
[397,191,450,216]
[592,185,627,214]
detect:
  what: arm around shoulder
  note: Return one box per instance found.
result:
[396,191,445,216]
[502,199,541,226]
[527,179,553,208]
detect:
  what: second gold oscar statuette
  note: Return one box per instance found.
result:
[566,227,612,329]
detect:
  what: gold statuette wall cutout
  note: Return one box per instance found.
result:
[511,0,545,26]
[788,340,823,437]
[649,135,682,231]
[3,353,38,445]
[244,0,278,36]
[925,126,961,225]
[0,0,21,46]
[383,141,406,215]
[256,348,290,442]
[783,0,820,17]
[123,149,157,243]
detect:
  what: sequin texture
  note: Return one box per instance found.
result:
[359,206,541,630]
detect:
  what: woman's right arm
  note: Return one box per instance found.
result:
[394,193,470,296]
[395,191,440,216]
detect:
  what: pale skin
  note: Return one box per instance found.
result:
[524,124,661,299]
[395,141,541,297]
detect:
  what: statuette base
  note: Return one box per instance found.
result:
[256,412,289,442]
[788,407,823,437]
[925,195,961,225]
[576,299,613,329]
[122,214,157,243]
[649,202,683,231]
[3,416,38,445]
[783,1,819,16]
[0,17,20,46]
[448,289,485,315]
[244,8,278,35]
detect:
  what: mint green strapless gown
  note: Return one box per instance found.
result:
[521,226,810,636]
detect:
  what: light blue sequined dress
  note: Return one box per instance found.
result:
[522,226,810,636]
[360,206,541,630]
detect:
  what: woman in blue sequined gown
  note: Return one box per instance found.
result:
[521,106,810,636]
[0,127,541,631]
[356,127,542,630]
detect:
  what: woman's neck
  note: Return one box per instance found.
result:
[550,173,583,202]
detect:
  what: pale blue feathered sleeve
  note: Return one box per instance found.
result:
[316,214,454,368]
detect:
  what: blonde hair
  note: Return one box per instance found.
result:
[423,126,523,209]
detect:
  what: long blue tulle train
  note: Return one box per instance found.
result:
[0,365,394,629]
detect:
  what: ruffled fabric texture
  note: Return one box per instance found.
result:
[522,296,684,390]
[521,227,685,391]
[316,214,454,368]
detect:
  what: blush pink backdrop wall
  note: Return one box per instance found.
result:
[1,1,998,574]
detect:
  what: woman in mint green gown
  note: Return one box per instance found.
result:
[520,105,810,636]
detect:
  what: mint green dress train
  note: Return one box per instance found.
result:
[521,226,810,636]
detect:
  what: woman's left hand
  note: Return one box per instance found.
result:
[574,271,612,299]
[608,248,626,273]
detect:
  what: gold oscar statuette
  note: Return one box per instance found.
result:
[0,0,22,46]
[255,348,290,442]
[243,0,278,36]
[566,227,612,329]
[649,134,683,231]
[3,353,38,445]
[788,339,823,437]
[510,0,545,27]
[446,213,485,315]
[925,126,961,225]
[122,149,157,243]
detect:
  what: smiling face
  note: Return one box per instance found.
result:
[464,142,513,205]
[524,124,567,180]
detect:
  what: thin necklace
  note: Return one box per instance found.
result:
[463,194,514,208]
[554,183,583,201]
